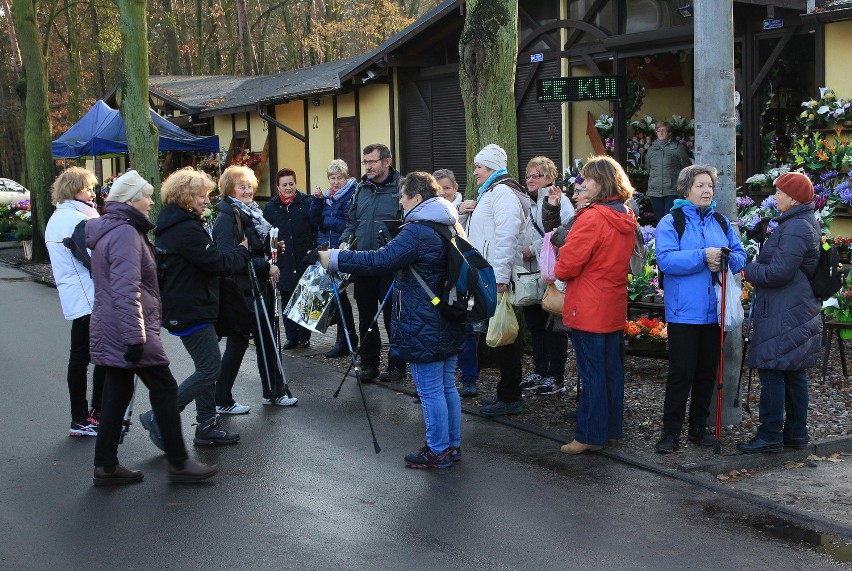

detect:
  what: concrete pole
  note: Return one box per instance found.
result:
[693,1,742,428]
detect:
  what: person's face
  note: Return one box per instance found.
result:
[436,177,457,201]
[74,183,96,203]
[191,189,211,214]
[656,126,671,141]
[399,189,421,213]
[572,184,594,207]
[276,176,297,200]
[525,168,553,195]
[328,173,347,192]
[234,177,255,205]
[580,176,602,202]
[128,194,153,216]
[474,164,494,186]
[363,150,390,181]
[775,188,796,213]
[685,173,715,207]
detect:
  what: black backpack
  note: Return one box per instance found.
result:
[62,219,92,272]
[410,221,497,324]
[658,208,729,289]
[807,238,842,301]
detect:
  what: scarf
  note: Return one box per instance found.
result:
[229,196,271,240]
[279,192,296,206]
[672,198,717,215]
[476,168,509,200]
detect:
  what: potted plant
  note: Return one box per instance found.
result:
[834,236,852,263]
[824,272,852,339]
[624,316,668,353]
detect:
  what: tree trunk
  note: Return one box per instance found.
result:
[12,0,53,262]
[159,0,183,75]
[66,2,82,122]
[458,0,518,197]
[116,0,161,217]
[236,0,257,75]
[88,0,107,97]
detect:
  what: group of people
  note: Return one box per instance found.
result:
[48,137,822,479]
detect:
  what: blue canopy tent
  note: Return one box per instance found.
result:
[52,100,219,158]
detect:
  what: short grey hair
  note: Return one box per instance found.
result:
[327,159,349,178]
[432,169,457,186]
[676,164,717,197]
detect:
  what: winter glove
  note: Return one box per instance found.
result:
[303,249,320,265]
[124,343,144,364]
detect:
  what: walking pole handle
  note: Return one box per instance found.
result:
[720,247,731,272]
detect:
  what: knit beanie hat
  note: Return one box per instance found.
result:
[474,144,508,172]
[775,171,814,204]
[106,170,153,203]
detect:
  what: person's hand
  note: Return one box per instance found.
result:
[240,237,249,249]
[705,247,722,271]
[269,264,280,285]
[459,199,477,214]
[522,245,534,261]
[497,283,508,294]
[303,249,320,265]
[313,186,323,199]
[124,343,143,364]
[318,250,331,269]
[547,186,562,206]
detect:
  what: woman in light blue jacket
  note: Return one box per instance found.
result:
[654,165,746,454]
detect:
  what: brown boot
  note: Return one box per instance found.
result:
[93,464,144,486]
[560,440,603,455]
[168,459,218,482]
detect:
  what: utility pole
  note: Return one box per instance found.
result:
[693,1,741,427]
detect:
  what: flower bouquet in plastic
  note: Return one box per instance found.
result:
[284,262,349,334]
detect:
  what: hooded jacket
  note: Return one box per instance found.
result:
[746,203,821,370]
[45,199,99,320]
[85,202,169,368]
[339,168,402,251]
[309,177,357,248]
[153,203,249,332]
[263,191,317,292]
[554,201,637,333]
[656,202,746,325]
[329,197,465,363]
[646,137,691,198]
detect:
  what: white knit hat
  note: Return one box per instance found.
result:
[474,144,507,171]
[106,170,153,203]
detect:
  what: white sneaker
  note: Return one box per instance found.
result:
[263,394,299,406]
[216,402,251,415]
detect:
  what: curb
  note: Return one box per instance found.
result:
[0,257,55,288]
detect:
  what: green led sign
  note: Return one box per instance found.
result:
[537,76,626,102]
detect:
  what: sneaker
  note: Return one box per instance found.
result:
[404,445,452,469]
[69,420,98,437]
[688,425,716,447]
[519,373,544,391]
[357,366,378,383]
[480,399,525,417]
[216,402,251,415]
[655,433,679,454]
[533,378,566,395]
[379,367,406,383]
[193,416,240,446]
[448,446,462,463]
[87,408,100,427]
[460,379,478,397]
[139,410,165,451]
[263,394,299,406]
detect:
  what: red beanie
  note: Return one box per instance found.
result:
[775,172,814,204]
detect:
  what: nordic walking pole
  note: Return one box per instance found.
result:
[248,262,275,399]
[251,261,294,398]
[333,282,393,398]
[331,275,381,453]
[268,228,285,385]
[734,298,754,408]
[714,248,731,455]
[119,376,138,444]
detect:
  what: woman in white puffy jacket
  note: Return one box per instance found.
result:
[45,167,104,437]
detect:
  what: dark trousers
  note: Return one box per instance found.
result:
[353,273,403,371]
[662,322,721,436]
[217,316,286,405]
[524,304,569,383]
[650,195,677,225]
[94,366,188,468]
[68,315,104,421]
[280,289,312,344]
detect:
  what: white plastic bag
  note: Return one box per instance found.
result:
[715,268,744,332]
[486,292,519,347]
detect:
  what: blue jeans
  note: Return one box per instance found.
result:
[457,325,479,383]
[410,357,461,454]
[756,368,809,443]
[571,329,625,445]
[650,195,676,225]
[175,325,221,423]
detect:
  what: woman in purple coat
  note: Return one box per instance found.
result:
[85,170,217,486]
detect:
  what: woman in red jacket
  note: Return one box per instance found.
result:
[554,156,637,454]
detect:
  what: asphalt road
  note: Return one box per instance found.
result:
[0,264,846,570]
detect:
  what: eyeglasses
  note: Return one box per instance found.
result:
[362,158,383,166]
[572,186,587,194]
[525,173,543,180]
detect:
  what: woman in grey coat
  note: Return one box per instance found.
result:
[738,172,821,453]
[645,121,691,223]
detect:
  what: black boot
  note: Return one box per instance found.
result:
[325,330,357,358]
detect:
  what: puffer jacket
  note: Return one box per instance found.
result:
[264,191,317,292]
[212,197,272,304]
[646,138,690,197]
[746,203,821,370]
[329,197,465,363]
[523,186,574,273]
[555,201,637,333]
[339,168,402,251]
[85,202,169,368]
[467,177,529,285]
[309,177,357,248]
[153,203,250,332]
[656,202,746,325]
[45,200,99,320]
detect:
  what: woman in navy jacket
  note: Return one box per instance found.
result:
[319,172,465,469]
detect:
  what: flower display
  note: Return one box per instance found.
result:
[798,88,852,130]
[562,159,585,192]
[624,317,668,344]
[824,271,852,322]
[833,236,852,250]
[233,148,262,170]
[0,199,32,241]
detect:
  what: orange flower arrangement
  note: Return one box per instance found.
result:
[624,316,668,344]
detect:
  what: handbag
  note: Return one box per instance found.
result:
[541,280,565,316]
[511,264,545,306]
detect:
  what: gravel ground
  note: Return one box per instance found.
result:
[8,248,850,470]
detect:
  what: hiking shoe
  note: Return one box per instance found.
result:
[460,379,478,397]
[262,394,298,406]
[139,410,165,451]
[168,459,218,483]
[379,367,406,383]
[404,446,452,469]
[533,378,566,395]
[69,420,98,437]
[216,402,251,415]
[193,416,240,446]
[655,433,679,454]
[519,373,544,391]
[688,425,716,447]
[448,446,462,463]
[737,436,783,454]
[93,465,144,487]
[357,366,378,383]
[480,399,525,417]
